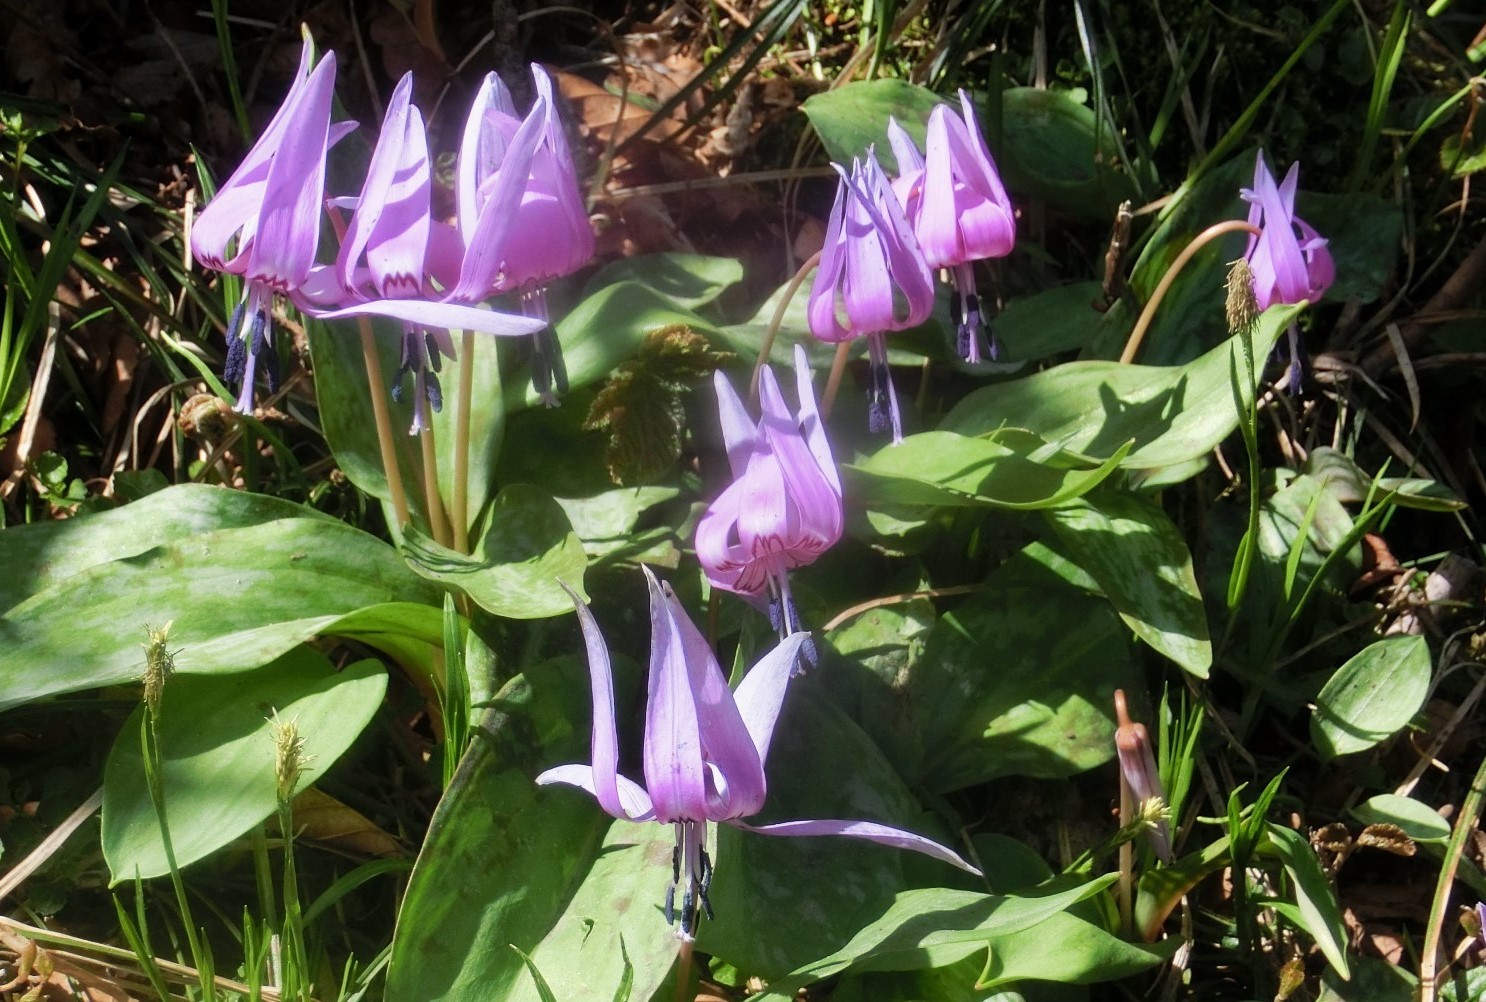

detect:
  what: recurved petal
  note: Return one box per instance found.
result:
[644,568,766,822]
[806,174,855,343]
[307,298,547,337]
[248,50,338,288]
[757,363,842,550]
[731,632,809,770]
[450,94,547,301]
[535,764,656,821]
[886,117,925,174]
[732,818,982,874]
[713,368,758,479]
[791,345,840,495]
[555,580,652,821]
[457,72,520,239]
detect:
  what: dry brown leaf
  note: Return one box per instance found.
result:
[287,788,407,859]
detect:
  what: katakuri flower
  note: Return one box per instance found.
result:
[536,569,979,941]
[807,150,935,444]
[695,345,841,637]
[191,31,352,414]
[1241,152,1335,389]
[1113,689,1172,863]
[297,74,544,433]
[887,90,1015,364]
[453,65,595,405]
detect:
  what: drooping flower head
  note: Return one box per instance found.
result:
[191,30,350,413]
[296,74,544,433]
[536,569,979,941]
[696,345,841,638]
[1113,689,1172,863]
[1241,152,1335,390]
[807,151,934,444]
[454,66,595,405]
[1241,153,1334,311]
[888,90,1016,364]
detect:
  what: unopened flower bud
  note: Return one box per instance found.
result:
[1114,689,1172,862]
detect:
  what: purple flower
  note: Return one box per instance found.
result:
[1114,690,1171,863]
[695,346,841,636]
[536,569,979,941]
[454,66,595,404]
[807,151,935,443]
[191,32,350,413]
[1241,153,1334,311]
[296,74,544,433]
[1241,152,1335,390]
[887,91,1015,364]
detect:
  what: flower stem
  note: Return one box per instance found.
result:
[452,330,475,554]
[1118,219,1261,365]
[820,340,852,419]
[358,319,411,530]
[673,939,693,1002]
[419,425,453,548]
[1418,751,1486,1002]
[751,251,821,399]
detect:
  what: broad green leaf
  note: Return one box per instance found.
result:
[977,911,1177,988]
[102,650,386,881]
[402,485,586,618]
[0,519,442,711]
[1318,956,1416,1002]
[1311,635,1431,759]
[0,484,331,614]
[999,87,1139,220]
[802,79,943,175]
[750,878,1116,1001]
[699,679,975,977]
[581,253,743,310]
[505,282,723,412]
[943,304,1304,473]
[1135,836,1231,941]
[909,544,1137,791]
[996,281,1113,362]
[1266,824,1351,978]
[309,317,509,539]
[555,487,681,560]
[1351,794,1450,843]
[1045,493,1211,677]
[387,656,679,1002]
[847,429,1129,510]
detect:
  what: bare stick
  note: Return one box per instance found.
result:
[820,341,852,420]
[419,423,452,548]
[358,321,411,529]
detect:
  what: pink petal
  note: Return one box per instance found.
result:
[806,173,855,343]
[791,345,841,496]
[307,298,546,336]
[534,764,656,821]
[713,369,758,480]
[731,632,810,767]
[732,818,981,874]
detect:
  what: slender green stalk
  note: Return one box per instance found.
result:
[419,424,453,548]
[1418,753,1486,1002]
[751,251,820,398]
[209,0,252,141]
[452,330,475,553]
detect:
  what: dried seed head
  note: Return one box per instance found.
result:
[1225,258,1260,335]
[141,621,175,722]
[270,712,312,804]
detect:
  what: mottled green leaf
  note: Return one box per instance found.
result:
[943,304,1304,473]
[848,429,1128,510]
[582,253,743,310]
[1046,492,1211,677]
[1351,794,1450,843]
[1312,635,1431,759]
[1266,824,1351,978]
[0,519,441,711]
[802,79,943,175]
[402,485,587,619]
